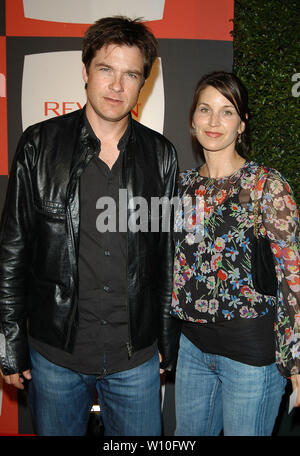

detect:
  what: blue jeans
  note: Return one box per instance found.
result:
[175,333,286,436]
[27,347,162,436]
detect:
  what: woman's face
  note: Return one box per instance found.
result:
[192,85,245,155]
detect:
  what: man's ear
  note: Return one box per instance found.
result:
[82,63,88,84]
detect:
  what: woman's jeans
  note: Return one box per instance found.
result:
[27,347,162,436]
[175,333,287,436]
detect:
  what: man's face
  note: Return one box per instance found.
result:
[82,44,145,124]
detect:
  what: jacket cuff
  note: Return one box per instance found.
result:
[0,334,31,375]
[159,317,182,371]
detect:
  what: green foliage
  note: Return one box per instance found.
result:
[232,0,300,203]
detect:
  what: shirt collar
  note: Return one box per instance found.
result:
[83,111,132,152]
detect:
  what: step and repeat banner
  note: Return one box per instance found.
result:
[0,0,233,435]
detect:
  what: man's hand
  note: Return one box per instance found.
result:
[291,374,300,407]
[0,369,32,390]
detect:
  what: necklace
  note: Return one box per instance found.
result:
[200,161,247,192]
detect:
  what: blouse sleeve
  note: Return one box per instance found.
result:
[260,169,300,377]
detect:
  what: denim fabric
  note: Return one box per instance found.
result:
[27,347,161,436]
[175,333,287,436]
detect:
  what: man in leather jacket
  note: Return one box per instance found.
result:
[0,17,180,436]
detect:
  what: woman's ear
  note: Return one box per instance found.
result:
[238,113,248,135]
[238,121,245,135]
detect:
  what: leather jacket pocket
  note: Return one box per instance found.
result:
[34,200,66,221]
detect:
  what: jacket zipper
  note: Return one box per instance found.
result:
[64,148,94,349]
[125,240,132,359]
[123,148,133,360]
[65,205,77,349]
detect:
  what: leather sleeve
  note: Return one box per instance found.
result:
[0,129,36,375]
[157,142,182,371]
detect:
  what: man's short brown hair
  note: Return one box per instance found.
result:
[82,16,158,81]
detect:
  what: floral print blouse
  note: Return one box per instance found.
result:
[171,161,300,377]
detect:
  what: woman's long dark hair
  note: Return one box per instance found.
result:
[190,71,250,161]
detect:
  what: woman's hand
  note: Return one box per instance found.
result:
[159,352,165,374]
[290,374,300,407]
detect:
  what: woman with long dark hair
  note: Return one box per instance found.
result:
[172,71,300,435]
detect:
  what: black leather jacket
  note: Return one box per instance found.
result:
[0,109,181,375]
